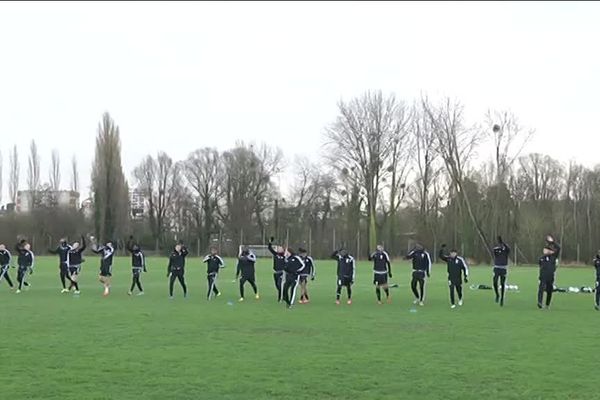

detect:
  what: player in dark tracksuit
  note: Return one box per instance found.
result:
[49,238,72,293]
[405,244,432,306]
[0,244,15,289]
[236,248,259,301]
[167,243,188,299]
[127,237,146,296]
[369,245,392,304]
[439,245,469,308]
[15,240,34,293]
[538,246,558,309]
[593,251,600,311]
[492,236,510,307]
[332,249,356,305]
[268,238,286,302]
[282,248,305,309]
[67,236,86,294]
[298,248,315,304]
[91,238,115,296]
[203,247,225,300]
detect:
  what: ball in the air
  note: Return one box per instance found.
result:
[492,124,501,133]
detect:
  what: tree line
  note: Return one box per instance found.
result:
[1,92,598,263]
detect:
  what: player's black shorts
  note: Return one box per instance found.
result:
[448,278,462,286]
[99,265,112,277]
[132,267,143,276]
[68,266,81,276]
[539,274,555,285]
[60,262,69,272]
[412,270,426,280]
[299,275,309,283]
[338,276,352,286]
[493,267,507,277]
[373,273,388,285]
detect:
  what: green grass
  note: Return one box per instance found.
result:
[0,256,598,400]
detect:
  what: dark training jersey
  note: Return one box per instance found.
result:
[439,250,469,282]
[284,254,305,276]
[406,248,432,276]
[369,250,391,276]
[92,244,114,269]
[168,248,188,274]
[68,237,87,266]
[0,249,11,266]
[594,256,600,281]
[49,243,71,265]
[493,242,510,268]
[301,256,316,278]
[236,252,257,279]
[204,254,224,274]
[268,242,286,273]
[332,251,356,281]
[15,245,34,268]
[539,255,557,279]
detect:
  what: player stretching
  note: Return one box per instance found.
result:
[203,246,224,300]
[15,239,34,294]
[67,235,86,295]
[368,245,392,304]
[593,251,600,311]
[439,245,469,309]
[405,243,431,306]
[91,237,115,297]
[167,242,189,299]
[538,245,558,310]
[236,247,259,302]
[298,248,315,304]
[268,237,286,302]
[492,236,510,307]
[282,248,305,309]
[49,238,71,293]
[0,244,15,290]
[127,236,146,296]
[332,248,355,305]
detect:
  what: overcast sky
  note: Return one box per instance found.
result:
[1,1,599,204]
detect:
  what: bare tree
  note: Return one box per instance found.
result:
[9,145,19,204]
[71,155,79,193]
[183,148,222,251]
[422,96,491,256]
[133,152,181,246]
[485,110,534,186]
[49,149,61,191]
[27,140,41,209]
[91,112,130,242]
[219,142,282,247]
[324,90,404,251]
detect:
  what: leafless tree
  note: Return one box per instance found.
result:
[183,148,222,250]
[133,152,180,246]
[71,155,79,193]
[27,140,41,209]
[9,145,19,204]
[422,96,491,256]
[324,90,405,250]
[485,109,534,186]
[49,149,61,191]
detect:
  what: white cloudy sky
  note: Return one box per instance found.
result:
[1,1,599,204]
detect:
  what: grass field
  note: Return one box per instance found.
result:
[0,256,598,400]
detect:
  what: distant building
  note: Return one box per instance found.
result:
[16,190,80,213]
[130,188,146,219]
